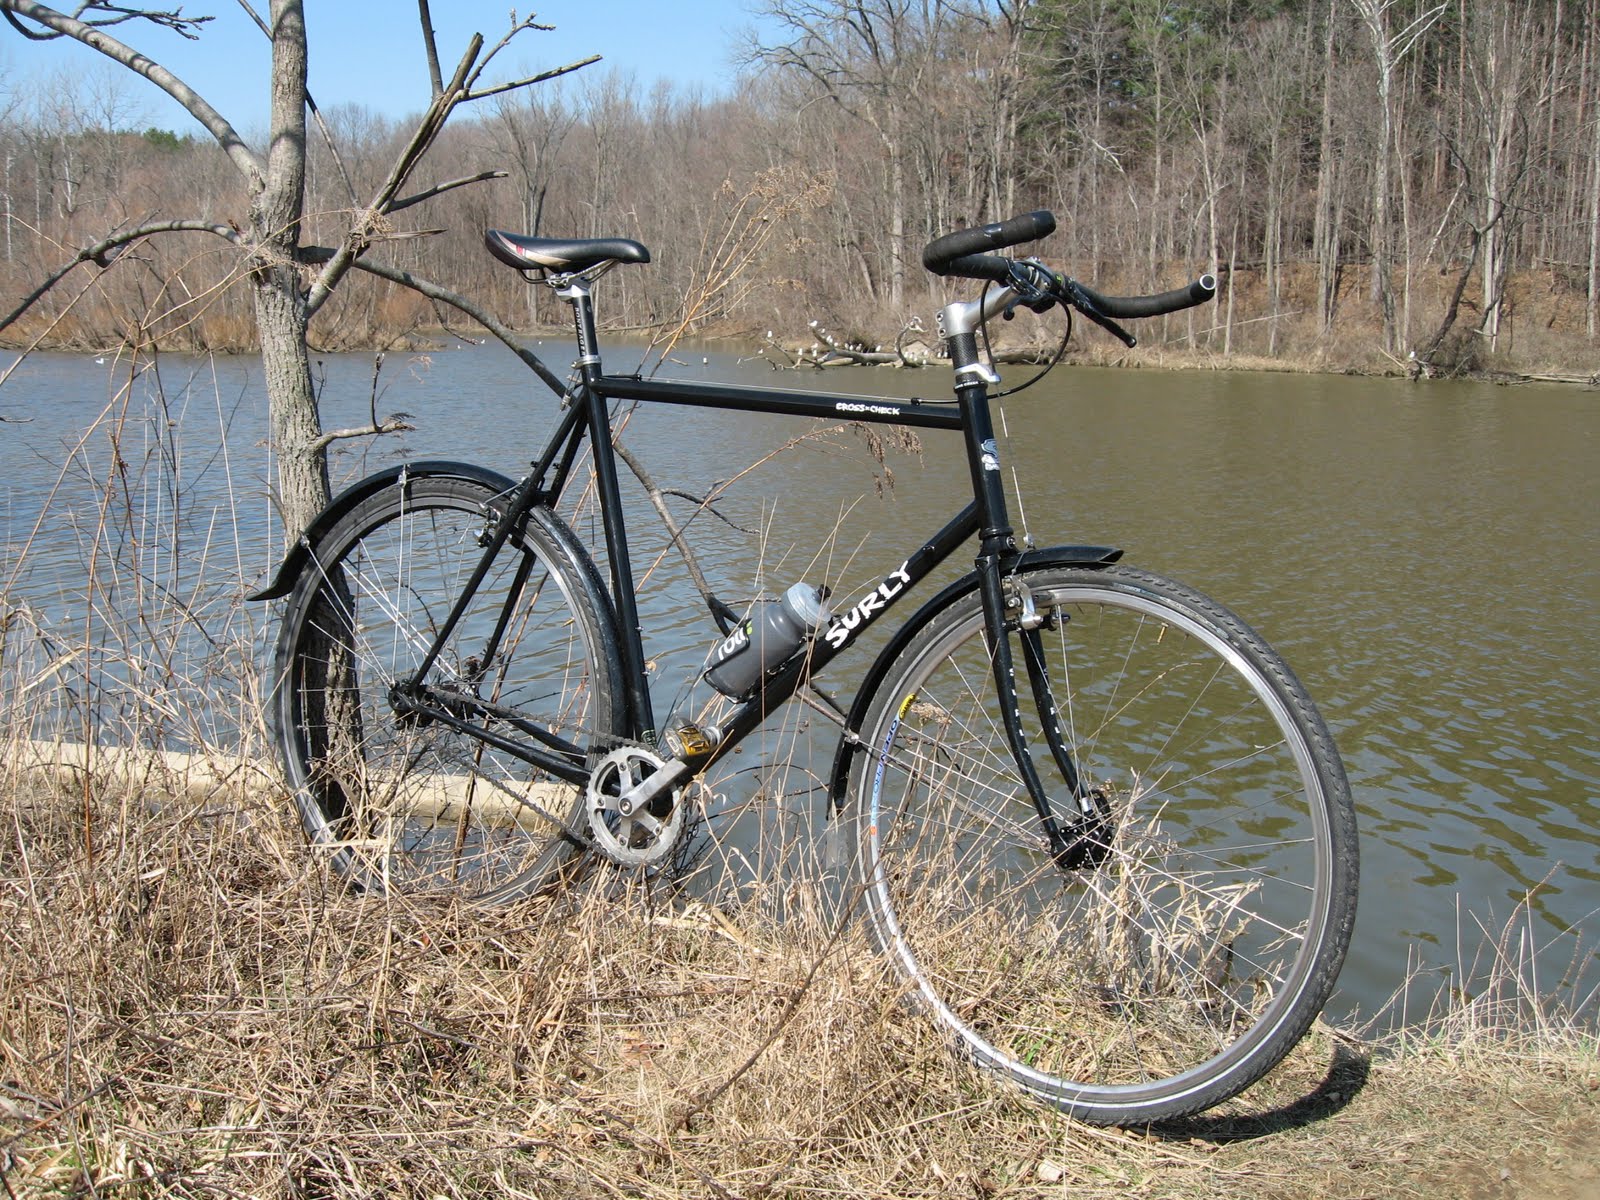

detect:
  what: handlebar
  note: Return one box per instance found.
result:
[923,211,1217,344]
[1071,275,1217,320]
[923,210,1056,277]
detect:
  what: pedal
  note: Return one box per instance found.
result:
[663,719,718,761]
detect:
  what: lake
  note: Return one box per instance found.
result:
[2,337,1595,1026]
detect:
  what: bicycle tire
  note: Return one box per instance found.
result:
[847,563,1357,1124]
[271,474,624,903]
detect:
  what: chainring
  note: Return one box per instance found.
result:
[585,745,686,867]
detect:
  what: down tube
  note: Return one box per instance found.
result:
[696,502,981,774]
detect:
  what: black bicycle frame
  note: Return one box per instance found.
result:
[394,277,1083,854]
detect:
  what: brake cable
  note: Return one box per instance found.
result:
[977,259,1075,401]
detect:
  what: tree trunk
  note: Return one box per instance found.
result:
[1398,81,1414,350]
[257,278,326,534]
[1363,3,1399,352]
[1481,11,1505,349]
[250,0,327,536]
[887,132,905,311]
[1590,0,1600,337]
[1314,0,1339,334]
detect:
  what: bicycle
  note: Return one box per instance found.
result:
[251,210,1358,1125]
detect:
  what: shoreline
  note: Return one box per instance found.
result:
[6,326,1597,389]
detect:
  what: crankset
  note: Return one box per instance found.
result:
[585,745,687,867]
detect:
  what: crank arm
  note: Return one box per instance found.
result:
[613,756,691,817]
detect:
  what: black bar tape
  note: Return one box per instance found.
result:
[923,211,1057,276]
[940,253,1016,283]
[1076,274,1217,319]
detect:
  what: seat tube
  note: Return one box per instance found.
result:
[560,278,657,741]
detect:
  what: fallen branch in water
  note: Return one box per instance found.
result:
[760,317,1057,370]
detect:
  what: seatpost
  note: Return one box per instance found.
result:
[557,276,605,380]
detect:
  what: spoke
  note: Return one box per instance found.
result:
[282,485,613,900]
[879,748,1049,851]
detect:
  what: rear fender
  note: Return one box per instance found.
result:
[824,543,1122,816]
[246,460,520,601]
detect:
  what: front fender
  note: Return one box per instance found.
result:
[246,460,520,601]
[824,543,1123,815]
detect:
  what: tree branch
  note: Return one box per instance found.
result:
[673,899,859,1131]
[388,170,507,214]
[302,248,574,400]
[307,416,414,454]
[464,57,601,102]
[0,1,264,186]
[301,35,485,315]
[611,439,730,623]
[462,12,555,92]
[3,1,209,39]
[0,220,241,333]
[416,0,444,97]
[296,12,592,317]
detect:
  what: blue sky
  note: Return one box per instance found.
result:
[3,2,772,133]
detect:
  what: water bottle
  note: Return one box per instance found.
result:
[704,582,832,698]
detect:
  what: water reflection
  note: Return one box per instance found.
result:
[2,343,1595,1023]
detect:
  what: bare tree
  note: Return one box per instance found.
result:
[488,86,576,326]
[1348,0,1446,353]
[1031,0,1126,273]
[1311,0,1342,336]
[750,0,951,313]
[1462,1,1545,352]
[0,0,595,536]
[4,1,1599,376]
[1590,0,1600,339]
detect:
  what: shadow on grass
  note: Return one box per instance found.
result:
[1151,1040,1372,1143]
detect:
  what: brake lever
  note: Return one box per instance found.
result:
[1058,278,1137,348]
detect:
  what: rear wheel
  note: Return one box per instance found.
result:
[849,565,1358,1124]
[271,475,623,903]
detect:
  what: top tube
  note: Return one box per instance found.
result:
[593,376,965,432]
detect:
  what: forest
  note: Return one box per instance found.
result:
[1,0,1597,377]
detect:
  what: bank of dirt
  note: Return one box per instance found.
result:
[8,260,1600,389]
[1484,1125,1600,1200]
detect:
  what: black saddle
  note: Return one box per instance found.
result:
[484,229,651,274]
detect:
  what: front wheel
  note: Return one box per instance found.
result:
[848,565,1358,1125]
[271,475,624,903]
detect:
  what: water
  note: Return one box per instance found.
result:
[3,341,1596,1024]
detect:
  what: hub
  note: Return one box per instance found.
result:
[1052,787,1116,871]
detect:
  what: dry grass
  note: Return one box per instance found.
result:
[1,756,1595,1199]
